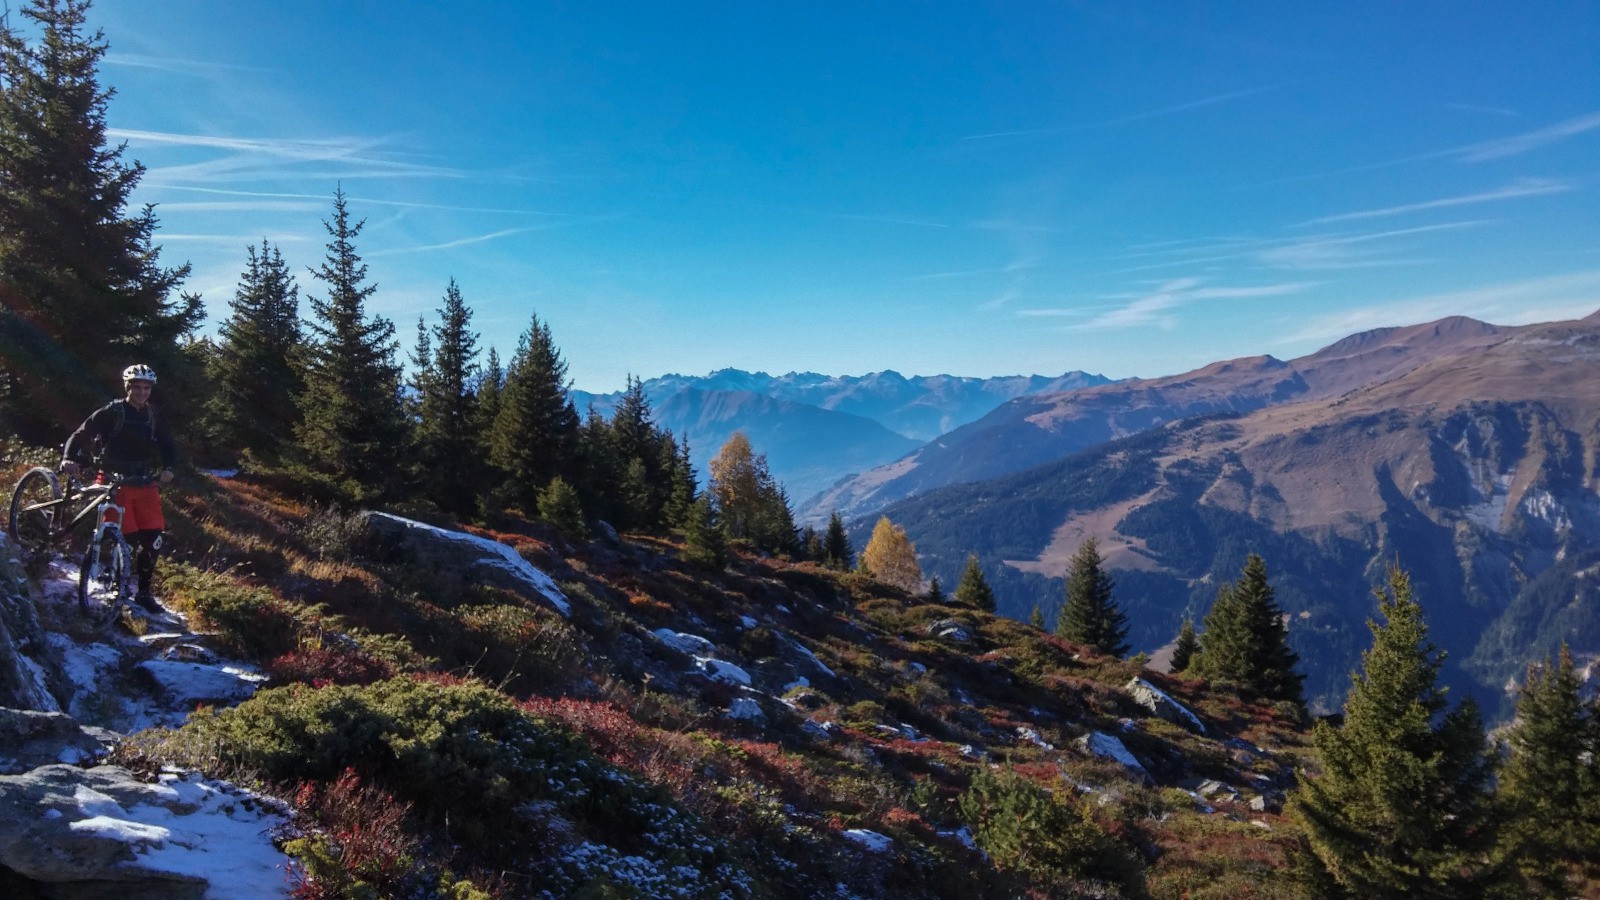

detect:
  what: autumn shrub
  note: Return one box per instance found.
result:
[958,766,1146,897]
[268,643,393,687]
[454,603,584,693]
[159,562,302,660]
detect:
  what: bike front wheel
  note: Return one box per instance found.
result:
[8,467,63,561]
[79,528,131,627]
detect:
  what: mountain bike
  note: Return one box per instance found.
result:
[7,466,137,626]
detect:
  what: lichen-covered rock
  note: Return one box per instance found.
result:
[0,556,62,712]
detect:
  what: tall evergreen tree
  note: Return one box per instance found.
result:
[954,553,997,612]
[295,188,407,496]
[476,346,504,436]
[0,0,201,441]
[296,186,409,493]
[1190,554,1303,703]
[1170,616,1199,674]
[680,493,727,570]
[205,241,301,465]
[860,516,922,594]
[661,433,696,529]
[414,278,481,516]
[489,311,579,511]
[1289,566,1504,898]
[1497,645,1597,894]
[1056,538,1129,657]
[822,511,853,570]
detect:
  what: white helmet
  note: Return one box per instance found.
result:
[122,363,157,385]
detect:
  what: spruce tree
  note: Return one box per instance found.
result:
[822,511,854,570]
[1191,554,1303,703]
[0,0,201,441]
[414,279,481,516]
[1056,538,1129,657]
[295,188,407,497]
[660,433,696,529]
[927,576,944,603]
[1498,645,1596,894]
[681,494,727,569]
[489,312,579,511]
[1289,566,1504,898]
[1029,605,1046,629]
[536,475,586,538]
[1170,616,1199,673]
[860,516,922,594]
[206,241,301,465]
[954,553,997,612]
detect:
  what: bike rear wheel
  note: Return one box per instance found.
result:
[8,467,63,561]
[79,528,131,628]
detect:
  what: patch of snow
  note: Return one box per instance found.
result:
[18,653,60,712]
[136,660,267,706]
[1079,731,1149,780]
[1016,727,1054,750]
[937,826,979,851]
[727,697,763,721]
[693,657,751,686]
[783,635,835,677]
[783,677,810,692]
[842,829,893,853]
[132,774,294,899]
[652,628,715,656]
[199,469,239,479]
[368,512,571,616]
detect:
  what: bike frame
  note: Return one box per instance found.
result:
[17,472,118,546]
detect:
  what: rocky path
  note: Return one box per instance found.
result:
[0,550,294,899]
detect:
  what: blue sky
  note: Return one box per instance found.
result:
[79,1,1600,392]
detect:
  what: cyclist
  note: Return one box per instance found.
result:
[60,364,178,612]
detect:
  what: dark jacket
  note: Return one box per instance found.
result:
[63,399,179,477]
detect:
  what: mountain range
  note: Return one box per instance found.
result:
[573,368,1112,507]
[851,310,1600,716]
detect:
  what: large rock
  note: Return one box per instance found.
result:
[0,764,291,899]
[0,558,61,712]
[0,709,114,774]
[1125,678,1206,733]
[360,512,571,616]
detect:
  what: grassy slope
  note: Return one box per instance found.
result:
[116,472,1317,898]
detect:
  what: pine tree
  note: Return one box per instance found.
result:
[489,312,579,511]
[536,475,586,538]
[661,433,696,529]
[927,576,945,604]
[681,494,727,569]
[206,241,301,465]
[0,0,201,441]
[1056,538,1129,657]
[1498,645,1596,894]
[413,279,481,516]
[1029,605,1046,629]
[476,346,504,436]
[954,553,997,612]
[295,188,407,497]
[1190,554,1303,703]
[1170,616,1199,673]
[822,511,853,570]
[1289,566,1504,898]
[860,516,922,594]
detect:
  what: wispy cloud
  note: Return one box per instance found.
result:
[111,128,462,183]
[142,185,569,217]
[961,85,1278,140]
[1062,278,1314,331]
[1455,110,1600,162]
[1445,102,1518,117]
[1258,221,1486,270]
[371,227,545,257]
[105,52,269,77]
[1276,270,1600,347]
[1298,178,1570,226]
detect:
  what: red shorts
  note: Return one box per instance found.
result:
[104,483,165,534]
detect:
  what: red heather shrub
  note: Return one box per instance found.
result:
[268,647,393,687]
[290,769,427,900]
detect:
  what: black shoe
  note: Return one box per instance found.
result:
[134,591,162,612]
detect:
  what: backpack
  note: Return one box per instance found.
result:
[105,398,157,440]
